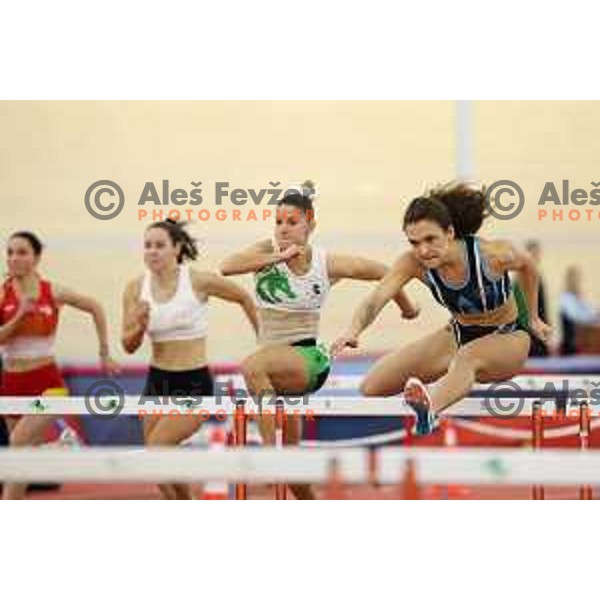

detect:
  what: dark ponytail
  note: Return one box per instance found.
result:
[403,182,488,238]
[10,231,44,256]
[147,219,198,263]
[277,179,318,221]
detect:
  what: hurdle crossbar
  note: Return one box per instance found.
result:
[226,374,600,392]
[1,447,600,486]
[0,395,596,417]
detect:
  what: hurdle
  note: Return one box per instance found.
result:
[0,393,593,417]
[579,401,593,500]
[0,447,599,499]
[225,374,600,394]
[0,390,596,499]
[532,401,545,499]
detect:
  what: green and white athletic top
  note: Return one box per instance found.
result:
[253,244,331,345]
[254,245,331,313]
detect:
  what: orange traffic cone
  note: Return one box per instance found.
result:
[202,425,230,500]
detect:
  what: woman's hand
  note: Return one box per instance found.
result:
[401,303,420,320]
[330,332,359,358]
[278,244,303,263]
[530,316,552,345]
[134,301,151,333]
[100,354,121,377]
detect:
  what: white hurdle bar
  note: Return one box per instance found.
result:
[0,395,597,417]
[1,447,600,488]
[226,374,600,392]
[0,391,596,499]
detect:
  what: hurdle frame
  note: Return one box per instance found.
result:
[0,386,597,500]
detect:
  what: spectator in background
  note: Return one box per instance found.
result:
[560,265,600,355]
[524,240,550,356]
[0,355,5,441]
[0,420,5,495]
[0,356,5,495]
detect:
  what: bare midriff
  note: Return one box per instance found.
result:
[151,338,208,371]
[453,296,519,327]
[258,308,319,346]
[4,356,55,373]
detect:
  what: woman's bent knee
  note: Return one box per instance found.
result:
[241,356,264,381]
[359,379,378,396]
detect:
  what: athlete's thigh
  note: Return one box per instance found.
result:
[458,331,530,382]
[243,345,310,394]
[243,346,311,444]
[361,324,457,396]
[145,414,206,446]
[4,416,19,434]
[143,414,163,440]
[9,415,56,446]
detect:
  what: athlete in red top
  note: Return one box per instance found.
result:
[0,231,119,499]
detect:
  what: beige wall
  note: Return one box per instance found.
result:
[474,101,600,330]
[0,101,598,364]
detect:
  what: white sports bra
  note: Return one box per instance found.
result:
[140,265,208,343]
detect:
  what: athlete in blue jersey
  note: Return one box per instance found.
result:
[331,182,552,435]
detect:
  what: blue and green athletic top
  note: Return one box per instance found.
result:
[424,235,511,316]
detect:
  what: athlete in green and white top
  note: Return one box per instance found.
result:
[252,241,332,391]
[220,182,418,499]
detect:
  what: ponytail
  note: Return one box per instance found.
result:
[147,219,199,263]
[278,179,318,221]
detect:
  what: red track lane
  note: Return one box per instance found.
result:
[24,483,600,500]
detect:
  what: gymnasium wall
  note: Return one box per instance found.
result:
[0,101,598,364]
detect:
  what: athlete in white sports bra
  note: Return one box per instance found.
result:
[122,218,258,500]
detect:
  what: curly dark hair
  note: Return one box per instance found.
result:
[403,182,488,238]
